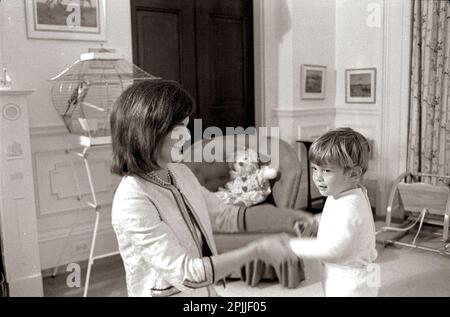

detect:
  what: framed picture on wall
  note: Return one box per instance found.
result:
[301,64,326,100]
[25,0,106,41]
[345,68,377,104]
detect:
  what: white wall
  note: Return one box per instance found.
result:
[0,6,4,70]
[260,0,292,129]
[261,0,411,212]
[335,0,384,205]
[0,0,132,270]
[335,0,383,108]
[261,0,336,208]
[293,0,336,112]
[335,0,411,214]
[264,0,336,143]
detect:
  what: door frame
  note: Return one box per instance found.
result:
[253,0,265,128]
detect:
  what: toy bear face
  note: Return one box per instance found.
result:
[233,148,259,174]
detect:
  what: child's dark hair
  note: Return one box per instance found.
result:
[110,79,194,177]
[309,127,371,175]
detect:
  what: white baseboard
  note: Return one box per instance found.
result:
[8,273,44,297]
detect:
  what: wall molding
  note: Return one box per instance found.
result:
[33,149,116,217]
[39,224,117,270]
[39,219,113,244]
[273,107,336,118]
[297,124,332,141]
[30,124,67,137]
[342,123,376,138]
[335,106,381,117]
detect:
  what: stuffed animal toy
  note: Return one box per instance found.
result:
[215,148,278,207]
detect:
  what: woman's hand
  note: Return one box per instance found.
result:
[211,232,298,283]
[253,233,298,267]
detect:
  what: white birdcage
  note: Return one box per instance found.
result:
[50,52,158,143]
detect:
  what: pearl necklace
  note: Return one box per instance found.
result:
[148,169,172,186]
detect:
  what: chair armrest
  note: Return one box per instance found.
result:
[244,203,313,234]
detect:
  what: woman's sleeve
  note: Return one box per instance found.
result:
[288,209,360,261]
[200,186,246,233]
[112,190,214,291]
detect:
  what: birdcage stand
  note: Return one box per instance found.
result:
[52,135,119,297]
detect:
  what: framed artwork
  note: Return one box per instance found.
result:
[25,0,106,41]
[345,68,377,104]
[301,64,326,100]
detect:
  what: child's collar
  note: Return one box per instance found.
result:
[332,184,365,199]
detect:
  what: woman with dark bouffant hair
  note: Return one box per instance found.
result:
[110,80,307,297]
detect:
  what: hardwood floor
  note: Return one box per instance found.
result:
[43,256,127,297]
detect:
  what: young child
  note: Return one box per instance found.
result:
[290,127,379,297]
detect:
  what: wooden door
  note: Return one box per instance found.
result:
[195,0,254,132]
[130,0,197,101]
[130,0,254,133]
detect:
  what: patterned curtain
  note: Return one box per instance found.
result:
[408,0,450,185]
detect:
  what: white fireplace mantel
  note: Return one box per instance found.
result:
[0,89,43,296]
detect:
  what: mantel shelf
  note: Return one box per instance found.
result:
[0,89,35,96]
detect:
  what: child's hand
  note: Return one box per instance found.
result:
[278,208,315,235]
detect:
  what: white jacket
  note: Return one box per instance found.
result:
[112,163,245,297]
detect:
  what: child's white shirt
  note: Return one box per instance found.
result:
[289,185,379,296]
